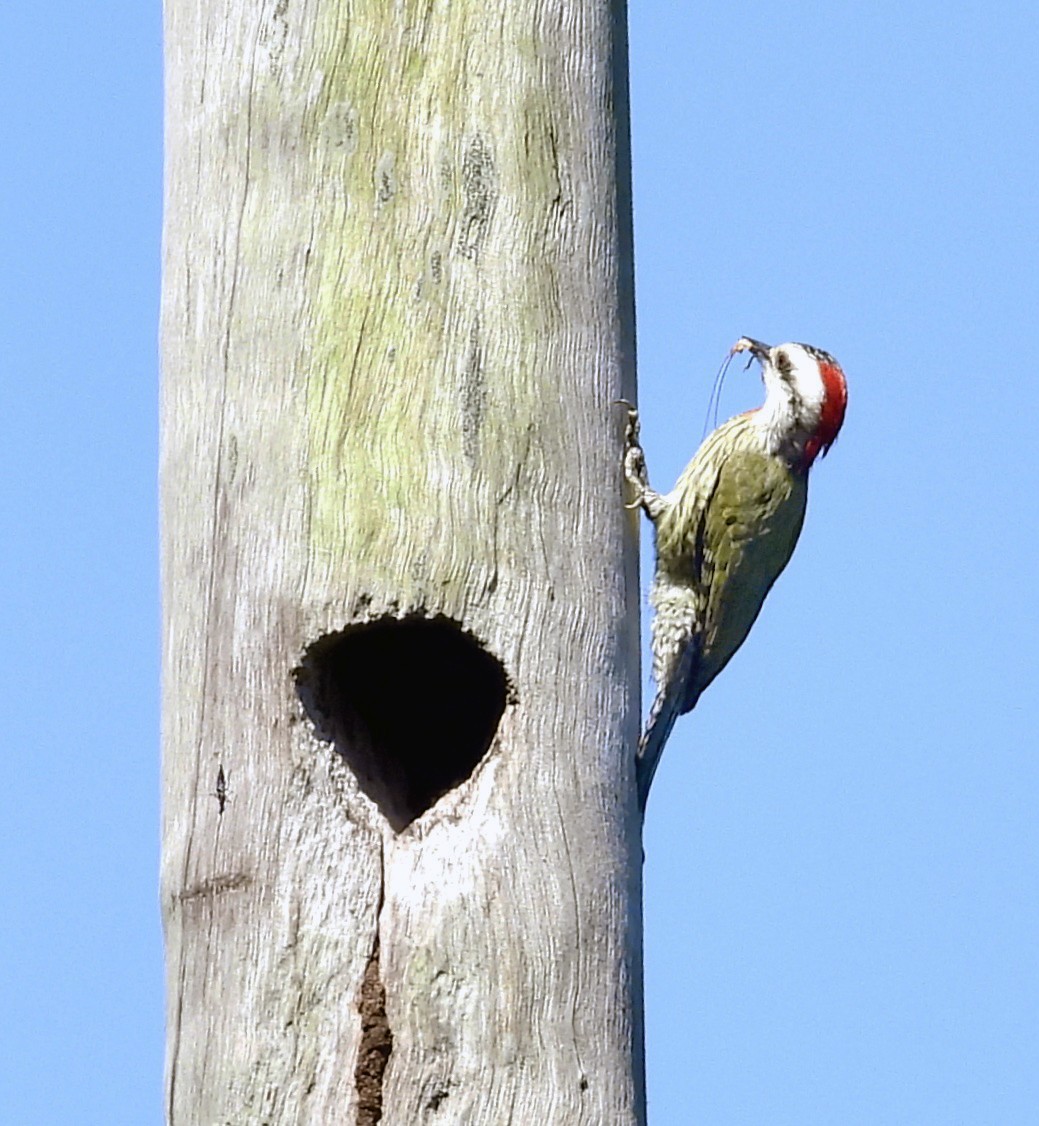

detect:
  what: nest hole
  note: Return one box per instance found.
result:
[295,616,508,831]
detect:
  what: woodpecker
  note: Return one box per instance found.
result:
[623,337,848,813]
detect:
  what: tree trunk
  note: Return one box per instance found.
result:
[161,1,642,1122]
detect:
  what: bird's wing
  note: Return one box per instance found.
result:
[694,443,808,693]
[651,418,750,706]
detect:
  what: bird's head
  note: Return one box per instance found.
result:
[734,337,848,469]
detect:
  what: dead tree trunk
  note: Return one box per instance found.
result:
[161,1,642,1122]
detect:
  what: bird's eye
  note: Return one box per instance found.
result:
[775,350,791,375]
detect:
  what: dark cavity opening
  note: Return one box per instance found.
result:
[295,616,508,831]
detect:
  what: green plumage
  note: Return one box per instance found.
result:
[651,413,807,712]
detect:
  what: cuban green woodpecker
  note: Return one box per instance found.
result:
[623,337,848,812]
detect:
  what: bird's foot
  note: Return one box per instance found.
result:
[616,400,650,509]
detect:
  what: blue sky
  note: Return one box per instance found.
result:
[3,2,1037,1122]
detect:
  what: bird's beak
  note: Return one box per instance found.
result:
[732,337,771,363]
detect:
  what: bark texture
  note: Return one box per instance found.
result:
[161,0,642,1122]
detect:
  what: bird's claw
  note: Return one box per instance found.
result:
[615,399,641,449]
[616,399,650,506]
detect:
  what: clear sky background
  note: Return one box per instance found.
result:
[2,2,1037,1123]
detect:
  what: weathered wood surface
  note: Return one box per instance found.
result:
[161,0,642,1122]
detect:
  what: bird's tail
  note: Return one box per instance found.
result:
[636,639,699,814]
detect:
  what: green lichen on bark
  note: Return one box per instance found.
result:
[302,2,576,585]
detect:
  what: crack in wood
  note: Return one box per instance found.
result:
[457,133,495,260]
[355,937,392,1125]
[176,871,251,904]
[461,318,485,464]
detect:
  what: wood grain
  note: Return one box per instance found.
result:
[162,0,643,1121]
